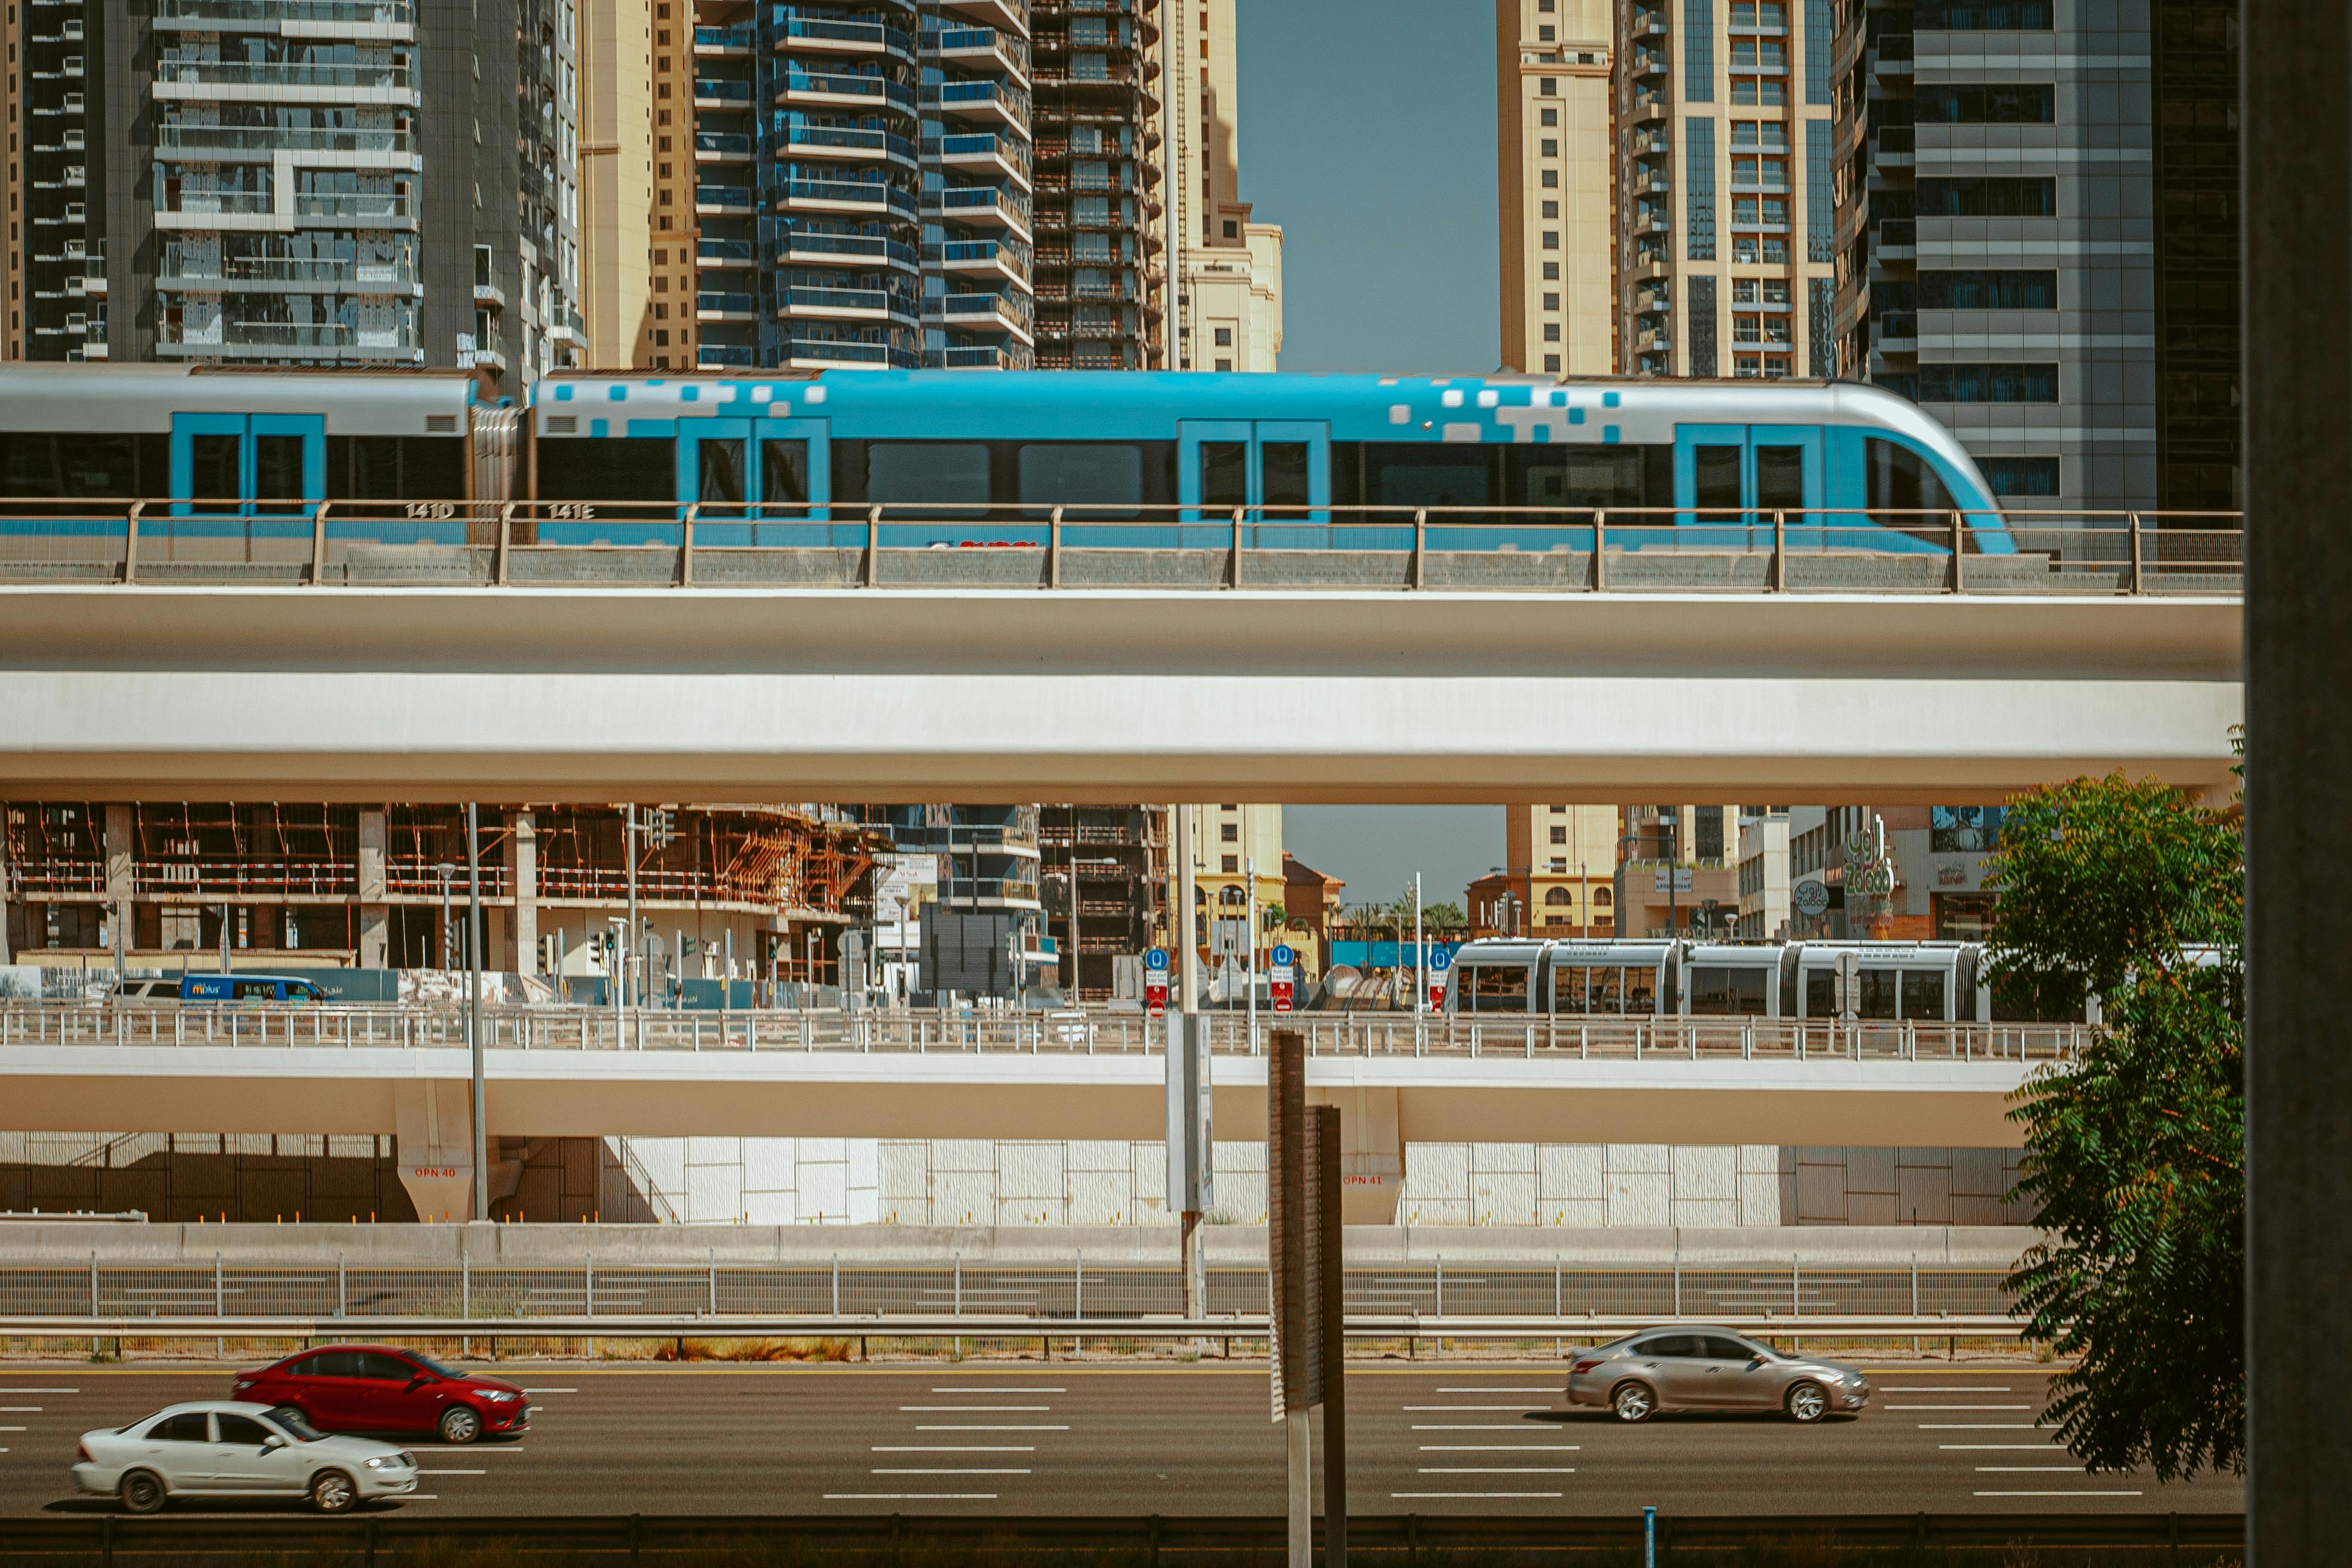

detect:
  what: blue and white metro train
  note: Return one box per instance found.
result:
[1441,939,1998,1024]
[0,365,2007,549]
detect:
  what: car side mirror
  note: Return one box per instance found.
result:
[262,1433,288,1450]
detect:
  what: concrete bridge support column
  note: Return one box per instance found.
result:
[508,809,537,974]
[0,798,14,965]
[103,805,132,967]
[356,809,388,970]
[393,1079,478,1223]
[1313,1083,1405,1224]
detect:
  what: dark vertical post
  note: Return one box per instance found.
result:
[2245,0,2352,1558]
[1267,1028,1311,1568]
[1313,1103,1346,1568]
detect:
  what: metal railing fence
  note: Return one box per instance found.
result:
[0,1000,2094,1062]
[0,497,2246,596]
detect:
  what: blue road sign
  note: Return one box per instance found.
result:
[1428,946,1453,972]
[1144,947,1169,972]
[1270,944,1296,969]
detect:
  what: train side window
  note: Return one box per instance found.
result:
[852,441,990,514]
[1506,445,1674,511]
[1554,965,1589,1011]
[1756,446,1805,512]
[761,439,809,506]
[190,433,241,513]
[1687,966,1733,1015]
[57,434,143,496]
[697,438,746,504]
[1901,968,1947,1020]
[1260,442,1310,511]
[1622,964,1659,1013]
[1865,437,1955,515]
[1858,969,1899,1019]
[1462,964,1530,1013]
[1693,444,1742,517]
[401,437,467,500]
[1199,442,1248,509]
[254,434,305,503]
[1803,967,1837,1017]
[1587,965,1623,1012]
[1728,969,1768,1013]
[1360,443,1496,512]
[536,437,676,501]
[1021,442,1145,517]
[0,433,60,495]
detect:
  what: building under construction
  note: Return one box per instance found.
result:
[0,801,885,988]
[1036,806,1166,1003]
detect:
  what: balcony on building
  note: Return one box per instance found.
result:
[154,0,411,33]
[697,236,758,271]
[783,333,915,370]
[926,182,1032,240]
[932,78,1030,129]
[154,189,418,231]
[1872,310,1918,356]
[697,343,757,368]
[927,344,1019,369]
[938,130,1031,187]
[696,290,759,322]
[781,69,917,114]
[694,76,752,109]
[777,13,916,60]
[939,0,1028,36]
[154,56,415,96]
[694,182,757,217]
[780,172,918,219]
[932,290,1033,344]
[155,316,421,362]
[155,123,414,162]
[934,25,1030,84]
[780,282,908,323]
[1631,47,1667,77]
[777,225,920,272]
[780,121,914,166]
[936,235,1030,285]
[1628,91,1667,123]
[694,129,754,164]
[691,23,752,56]
[1872,33,1913,76]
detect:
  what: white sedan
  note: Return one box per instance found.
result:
[74,1401,419,1513]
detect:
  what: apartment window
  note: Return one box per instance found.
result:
[1539,23,1554,38]
[1685,117,1716,261]
[1917,177,2057,217]
[1916,0,2053,23]
[1541,107,1558,126]
[1549,825,1567,844]
[1805,118,1833,261]
[1541,200,1559,218]
[1542,231,1558,249]
[1544,323,1560,341]
[1215,358,1233,371]
[1731,77,1787,105]
[1729,39,1786,68]
[1539,76,1555,94]
[1979,455,2062,495]
[1917,83,2056,123]
[1221,855,1239,874]
[1541,169,1558,188]
[1730,120,1787,147]
[1683,0,1714,101]
[1542,261,1560,280]
[1808,277,1834,375]
[1544,354,1561,370]
[1731,154,1789,186]
[1543,291,1560,309]
[1918,270,2059,310]
[1688,274,1718,375]
[1221,822,1239,842]
[1214,325,1232,346]
[1541,138,1558,157]
[1918,363,2059,403]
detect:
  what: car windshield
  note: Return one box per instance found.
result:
[406,1353,464,1379]
[267,1405,324,1441]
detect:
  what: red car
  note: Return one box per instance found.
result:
[231,1345,529,1446]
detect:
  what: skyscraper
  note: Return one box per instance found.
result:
[1167,0,1281,371]
[1,0,584,385]
[1494,0,1615,373]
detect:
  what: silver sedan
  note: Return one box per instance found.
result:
[1566,1328,1872,1423]
[72,1401,418,1513]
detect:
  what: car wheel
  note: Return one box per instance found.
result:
[310,1469,358,1514]
[1784,1381,1830,1423]
[118,1470,167,1515]
[1611,1380,1656,1423]
[438,1405,482,1446]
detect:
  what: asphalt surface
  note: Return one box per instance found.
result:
[0,1360,2244,1519]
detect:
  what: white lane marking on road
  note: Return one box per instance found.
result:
[1974,1490,2142,1498]
[519,1388,577,1394]
[901,1405,1052,1412]
[1418,1468,1576,1475]
[1392,1492,1562,1500]
[1938,1444,2066,1450]
[1975,1466,2090,1473]
[871,1446,1036,1453]
[1433,1388,1561,1394]
[0,1407,43,1412]
[1404,1405,1549,1412]
[1419,1445,1580,1452]
[914,1425,1069,1432]
[0,1388,78,1394]
[1888,1404,2031,1411]
[417,1469,487,1475]
[871,1469,1033,1476]
[1411,1424,1549,1431]
[826,1493,997,1501]
[1882,1386,2011,1392]
[0,1426,24,1432]
[405,1446,527,1452]
[931,1388,1063,1394]
[1918,1424,2050,1430]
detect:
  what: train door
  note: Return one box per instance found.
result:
[1178,419,1328,546]
[673,415,828,541]
[1674,424,1822,543]
[169,412,326,515]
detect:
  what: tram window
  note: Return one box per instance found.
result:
[190,434,241,513]
[761,439,810,506]
[1756,446,1805,512]
[329,436,467,501]
[0,432,162,497]
[254,434,305,503]
[697,438,746,504]
[1356,442,1496,514]
[1805,967,1837,1016]
[1261,442,1311,511]
[536,436,675,501]
[1688,966,1732,1015]
[1858,969,1899,1019]
[1864,437,1955,514]
[838,440,990,514]
[1901,969,1947,1020]
[1200,442,1248,509]
[1462,964,1530,1013]
[1506,445,1674,510]
[1693,444,1742,517]
[1554,966,1588,1011]
[1021,442,1144,517]
[1587,966,1622,1012]
[1623,964,1659,1013]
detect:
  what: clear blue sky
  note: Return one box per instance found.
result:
[1236,0,1506,907]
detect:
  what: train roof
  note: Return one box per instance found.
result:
[0,365,479,436]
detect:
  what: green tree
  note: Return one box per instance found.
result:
[1986,771,2243,1481]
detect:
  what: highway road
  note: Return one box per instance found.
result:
[0,1360,2244,1520]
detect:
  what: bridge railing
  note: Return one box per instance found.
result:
[0,1000,2093,1062]
[0,497,2245,596]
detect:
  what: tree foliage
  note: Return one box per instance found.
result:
[1986,771,2243,1481]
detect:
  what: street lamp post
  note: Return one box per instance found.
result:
[433,862,457,970]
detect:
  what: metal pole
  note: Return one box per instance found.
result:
[1174,803,1204,1320]
[1644,1505,1657,1568]
[1413,872,1424,1026]
[467,803,487,1223]
[1068,804,1082,1005]
[624,807,639,1009]
[1285,1409,1312,1568]
[1245,846,1257,1051]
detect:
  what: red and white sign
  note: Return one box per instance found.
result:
[1270,979,1294,1013]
